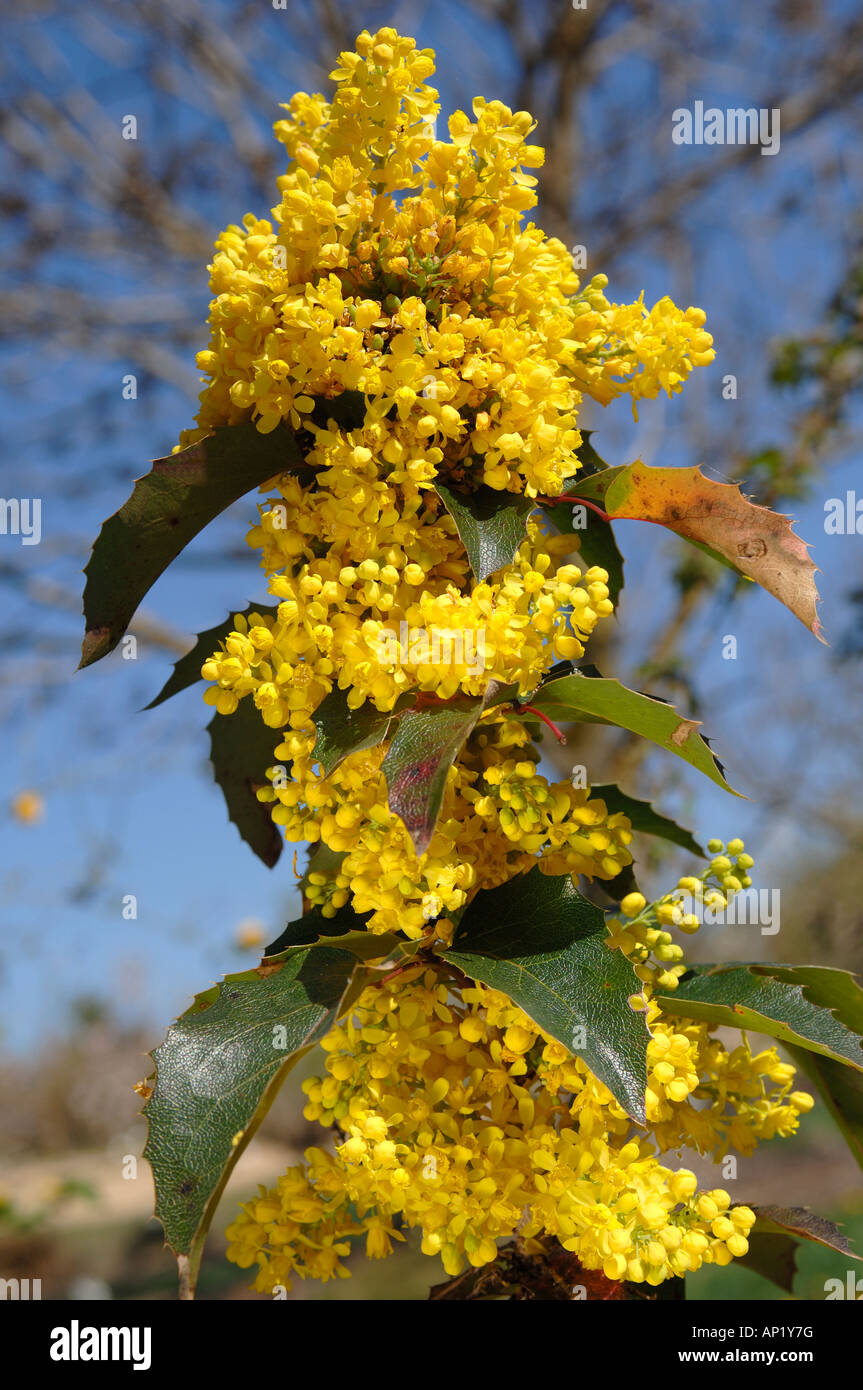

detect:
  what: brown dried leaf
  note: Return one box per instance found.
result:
[600,462,823,641]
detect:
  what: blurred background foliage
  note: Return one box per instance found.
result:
[1,0,862,1298]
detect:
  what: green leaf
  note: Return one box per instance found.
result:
[442,866,650,1121]
[80,423,307,669]
[656,963,863,1071]
[311,686,415,777]
[308,929,406,961]
[207,699,283,868]
[561,464,626,504]
[263,901,405,963]
[142,935,360,1297]
[736,1205,861,1293]
[526,672,739,796]
[588,784,704,856]
[382,687,502,856]
[749,1203,860,1257]
[734,1231,798,1294]
[485,679,523,709]
[764,964,863,1032]
[434,482,535,582]
[144,603,278,710]
[264,900,370,955]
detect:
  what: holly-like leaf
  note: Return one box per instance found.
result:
[526,672,739,796]
[442,866,650,1121]
[434,482,535,582]
[763,963,863,1032]
[142,934,361,1298]
[311,687,415,777]
[565,466,627,503]
[775,964,863,1171]
[264,899,369,956]
[144,603,278,710]
[207,699,282,868]
[382,686,505,856]
[589,784,704,856]
[749,1204,860,1257]
[564,462,823,641]
[263,901,407,964]
[734,1231,798,1294]
[736,1205,860,1294]
[656,963,863,1071]
[80,423,308,669]
[486,679,523,709]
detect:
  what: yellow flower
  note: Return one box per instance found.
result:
[182,27,776,1299]
[234,919,265,950]
[229,960,798,1291]
[184,30,719,940]
[10,790,44,824]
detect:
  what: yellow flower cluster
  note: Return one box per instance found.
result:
[180,28,714,497]
[201,518,612,722]
[186,28,717,938]
[595,843,814,1152]
[227,951,809,1293]
[179,31,770,1298]
[263,715,633,938]
[605,837,758,992]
